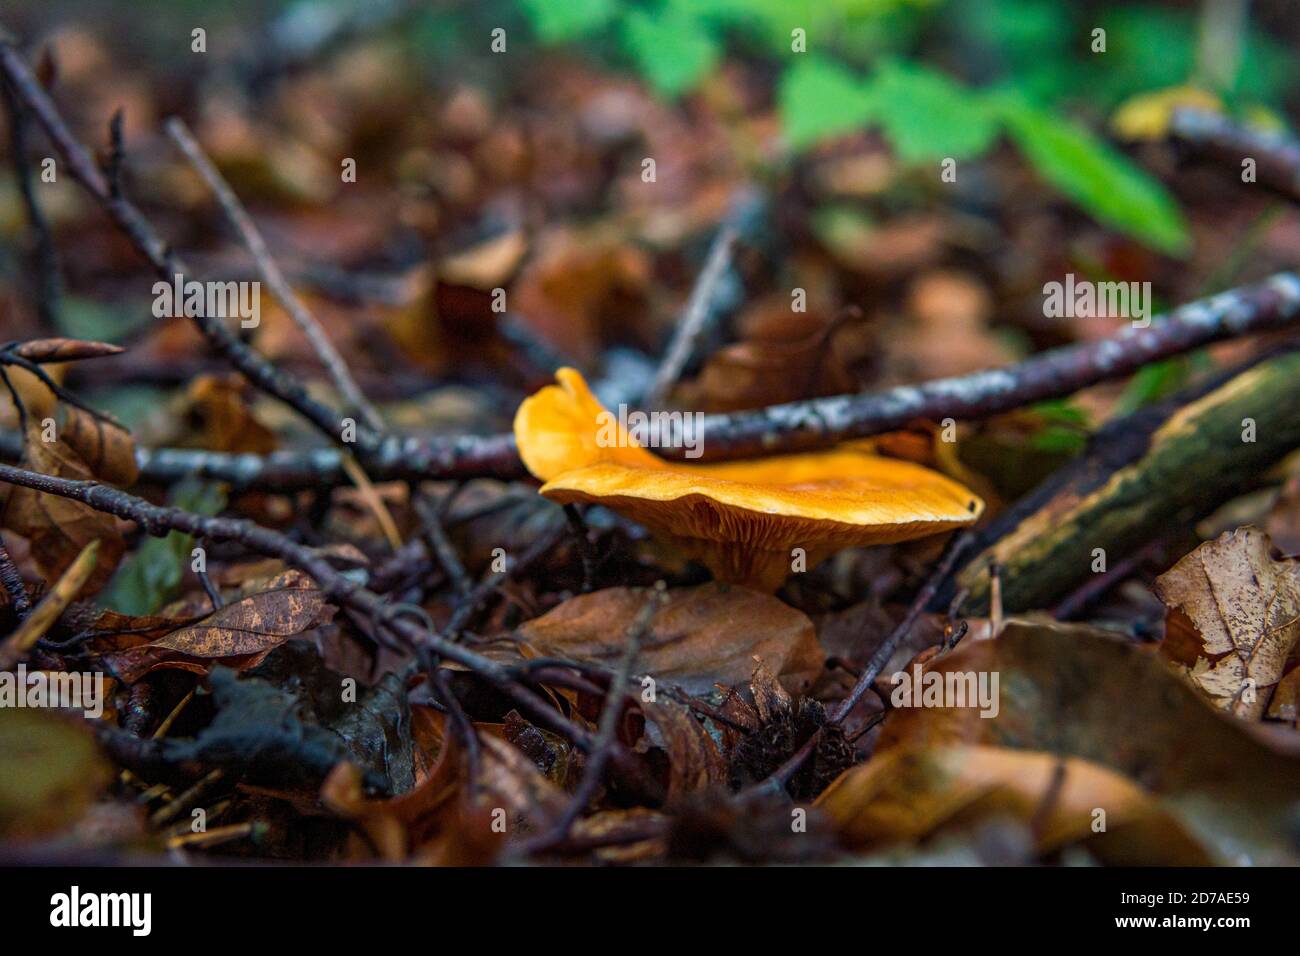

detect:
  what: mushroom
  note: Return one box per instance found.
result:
[514,369,984,590]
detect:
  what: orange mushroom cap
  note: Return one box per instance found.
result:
[514,368,984,590]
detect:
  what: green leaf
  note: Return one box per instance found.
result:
[996,96,1190,255]
[521,0,620,43]
[103,478,226,615]
[865,60,999,161]
[620,7,721,97]
[778,58,876,149]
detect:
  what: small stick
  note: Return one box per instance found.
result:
[830,531,975,725]
[0,538,99,669]
[196,568,223,611]
[524,584,666,854]
[646,225,737,408]
[685,274,1300,461]
[0,533,31,620]
[164,117,383,431]
[413,493,470,597]
[563,504,597,593]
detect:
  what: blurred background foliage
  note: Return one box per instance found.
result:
[5,0,1294,256]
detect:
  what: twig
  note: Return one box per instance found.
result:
[563,504,597,593]
[0,70,61,326]
[0,461,598,756]
[443,519,568,640]
[0,533,31,620]
[831,532,975,724]
[165,117,383,430]
[747,532,974,797]
[0,39,385,458]
[646,224,739,407]
[413,493,470,597]
[523,584,665,854]
[4,463,662,795]
[0,538,99,669]
[196,567,223,611]
[1171,108,1300,202]
[685,274,1300,460]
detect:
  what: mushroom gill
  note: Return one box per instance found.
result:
[514,369,983,590]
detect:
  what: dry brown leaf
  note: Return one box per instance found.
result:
[1,426,126,595]
[1156,528,1300,718]
[636,701,728,800]
[1266,667,1300,725]
[102,569,333,682]
[514,582,824,695]
[11,338,125,363]
[56,405,139,486]
[816,744,1208,863]
[877,619,1300,864]
[180,375,278,455]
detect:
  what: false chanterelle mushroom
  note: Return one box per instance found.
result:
[514,369,984,590]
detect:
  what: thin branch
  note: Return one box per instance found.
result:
[443,519,568,640]
[1171,107,1300,202]
[164,117,383,430]
[745,531,974,797]
[685,273,1300,460]
[0,38,384,457]
[830,531,975,725]
[646,224,738,408]
[413,492,471,597]
[0,461,598,756]
[523,584,665,854]
[0,532,32,619]
[0,70,61,327]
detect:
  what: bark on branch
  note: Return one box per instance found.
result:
[687,273,1300,460]
[952,347,1300,614]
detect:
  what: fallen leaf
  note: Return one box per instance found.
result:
[10,338,125,363]
[102,569,333,682]
[1156,528,1300,718]
[636,700,728,800]
[514,582,824,695]
[0,709,111,838]
[878,619,1300,864]
[2,425,126,595]
[816,744,1208,863]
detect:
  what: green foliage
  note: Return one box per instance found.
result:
[103,478,226,615]
[519,0,620,43]
[620,6,721,97]
[995,96,1189,255]
[779,59,876,149]
[1029,400,1090,454]
[514,0,1197,254]
[866,60,998,162]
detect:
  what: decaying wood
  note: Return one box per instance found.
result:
[954,347,1300,614]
